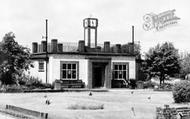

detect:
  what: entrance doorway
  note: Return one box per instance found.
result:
[92,63,106,88]
[87,57,111,89]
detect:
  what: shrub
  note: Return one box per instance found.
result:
[129,79,136,89]
[18,74,52,89]
[160,83,173,90]
[173,80,190,103]
[143,80,156,89]
[136,81,144,89]
[111,80,128,88]
[0,85,28,92]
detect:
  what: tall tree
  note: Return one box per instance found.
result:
[179,53,190,79]
[142,42,180,85]
[0,32,32,85]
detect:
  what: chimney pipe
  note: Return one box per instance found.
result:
[132,26,134,45]
[78,40,85,52]
[51,39,58,53]
[131,26,135,54]
[41,41,47,52]
[129,43,134,54]
[113,44,121,53]
[104,41,110,53]
[32,42,38,53]
[57,43,63,53]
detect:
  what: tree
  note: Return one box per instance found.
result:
[142,42,180,85]
[179,53,190,79]
[134,42,141,56]
[121,42,141,56]
[0,32,32,85]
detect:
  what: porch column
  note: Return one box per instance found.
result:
[87,60,93,89]
[105,61,112,88]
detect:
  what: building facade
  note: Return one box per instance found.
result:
[29,18,136,88]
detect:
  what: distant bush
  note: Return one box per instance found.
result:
[173,80,190,103]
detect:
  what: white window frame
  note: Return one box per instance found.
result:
[113,62,129,80]
[60,61,79,80]
[38,61,44,72]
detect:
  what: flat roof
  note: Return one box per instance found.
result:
[30,52,135,60]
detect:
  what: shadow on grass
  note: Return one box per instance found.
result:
[68,103,104,110]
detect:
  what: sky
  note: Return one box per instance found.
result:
[0,0,190,55]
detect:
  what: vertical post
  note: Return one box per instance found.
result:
[88,28,91,47]
[45,19,48,84]
[95,29,97,47]
[132,26,134,45]
[132,26,135,55]
[84,28,86,45]
[83,19,86,45]
[87,19,91,47]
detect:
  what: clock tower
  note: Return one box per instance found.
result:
[83,18,98,47]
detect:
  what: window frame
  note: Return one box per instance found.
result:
[60,61,79,80]
[38,61,45,72]
[112,62,129,80]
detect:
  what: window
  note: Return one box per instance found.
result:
[38,61,44,72]
[60,61,79,80]
[113,63,129,80]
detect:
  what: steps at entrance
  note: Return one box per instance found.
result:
[54,80,85,89]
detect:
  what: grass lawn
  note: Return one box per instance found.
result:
[0,89,189,119]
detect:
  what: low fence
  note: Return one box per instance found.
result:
[6,105,48,119]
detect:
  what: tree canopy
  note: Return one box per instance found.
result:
[0,32,32,85]
[142,42,180,85]
[179,53,190,79]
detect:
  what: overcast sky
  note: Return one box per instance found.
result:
[0,0,190,54]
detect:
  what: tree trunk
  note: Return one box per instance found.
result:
[160,74,165,87]
[160,76,163,87]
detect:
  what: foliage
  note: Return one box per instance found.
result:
[18,74,52,89]
[0,85,28,92]
[142,42,180,85]
[143,80,156,89]
[179,53,190,79]
[0,32,32,85]
[173,80,190,103]
[0,74,52,92]
[111,80,128,88]
[159,83,173,90]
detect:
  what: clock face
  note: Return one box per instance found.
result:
[90,20,96,27]
[84,19,97,28]
[85,20,88,27]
